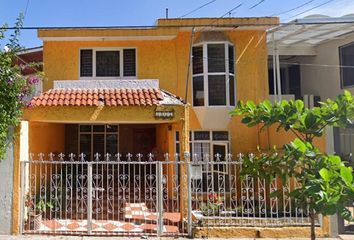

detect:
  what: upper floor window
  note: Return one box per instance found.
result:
[80,48,136,78]
[192,43,235,107]
[340,42,354,88]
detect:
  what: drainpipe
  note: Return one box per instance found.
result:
[275,41,282,102]
[184,27,196,102]
[272,33,278,102]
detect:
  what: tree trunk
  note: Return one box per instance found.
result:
[310,209,316,240]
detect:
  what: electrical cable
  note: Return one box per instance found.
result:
[179,0,218,18]
[285,0,339,20]
[270,0,315,16]
[192,54,354,69]
[249,0,266,9]
[5,19,354,30]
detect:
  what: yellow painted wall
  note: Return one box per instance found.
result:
[29,122,65,158]
[40,26,274,154]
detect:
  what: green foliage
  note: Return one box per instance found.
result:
[0,14,39,160]
[231,91,354,226]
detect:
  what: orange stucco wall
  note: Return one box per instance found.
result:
[29,122,65,157]
[39,26,277,154]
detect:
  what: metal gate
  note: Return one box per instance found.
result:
[20,153,187,237]
[20,152,314,237]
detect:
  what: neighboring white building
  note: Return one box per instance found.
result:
[267,15,354,235]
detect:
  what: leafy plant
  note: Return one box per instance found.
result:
[200,193,224,216]
[0,14,40,160]
[25,193,53,214]
[231,91,354,239]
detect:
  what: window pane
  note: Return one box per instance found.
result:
[93,134,104,159]
[192,46,203,74]
[80,125,91,132]
[175,131,180,142]
[208,75,226,105]
[208,44,225,73]
[212,131,229,141]
[229,75,235,106]
[340,43,354,87]
[229,45,234,74]
[106,134,118,155]
[96,51,120,77]
[106,124,118,132]
[123,49,136,76]
[80,134,91,160]
[93,125,105,132]
[193,76,204,106]
[80,50,93,77]
[194,131,210,140]
[193,142,210,162]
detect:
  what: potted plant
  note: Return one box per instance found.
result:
[25,193,53,230]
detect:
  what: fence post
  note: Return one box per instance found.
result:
[87,163,93,234]
[157,161,164,237]
[19,161,26,234]
[186,156,192,238]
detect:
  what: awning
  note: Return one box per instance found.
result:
[267,15,354,55]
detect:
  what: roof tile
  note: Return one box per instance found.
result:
[28,88,165,107]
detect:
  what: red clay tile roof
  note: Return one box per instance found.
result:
[28,88,164,107]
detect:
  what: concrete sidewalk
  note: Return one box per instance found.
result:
[0,235,344,240]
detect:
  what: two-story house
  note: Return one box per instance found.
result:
[10,17,333,238]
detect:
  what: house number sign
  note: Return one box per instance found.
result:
[155,110,174,119]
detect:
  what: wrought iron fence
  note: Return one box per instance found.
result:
[20,152,314,237]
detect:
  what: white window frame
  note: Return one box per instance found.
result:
[192,42,236,107]
[339,42,354,89]
[79,47,137,80]
[211,142,229,174]
[175,130,230,162]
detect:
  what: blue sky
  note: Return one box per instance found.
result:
[1,0,354,47]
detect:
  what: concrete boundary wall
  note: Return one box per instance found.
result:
[0,128,14,234]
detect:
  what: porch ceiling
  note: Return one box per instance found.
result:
[267,15,354,55]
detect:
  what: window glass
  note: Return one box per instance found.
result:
[194,142,210,162]
[106,134,118,155]
[93,125,105,132]
[193,46,203,74]
[80,125,91,132]
[207,44,225,73]
[340,43,354,88]
[193,76,204,106]
[80,50,93,77]
[96,51,120,77]
[175,131,180,142]
[212,131,229,141]
[208,75,226,105]
[80,134,91,160]
[106,125,118,132]
[93,134,105,158]
[229,75,235,106]
[194,131,210,140]
[229,45,234,74]
[123,49,136,76]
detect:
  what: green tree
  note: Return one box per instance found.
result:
[231,91,354,240]
[0,14,40,160]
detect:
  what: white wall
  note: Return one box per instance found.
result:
[298,34,354,101]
